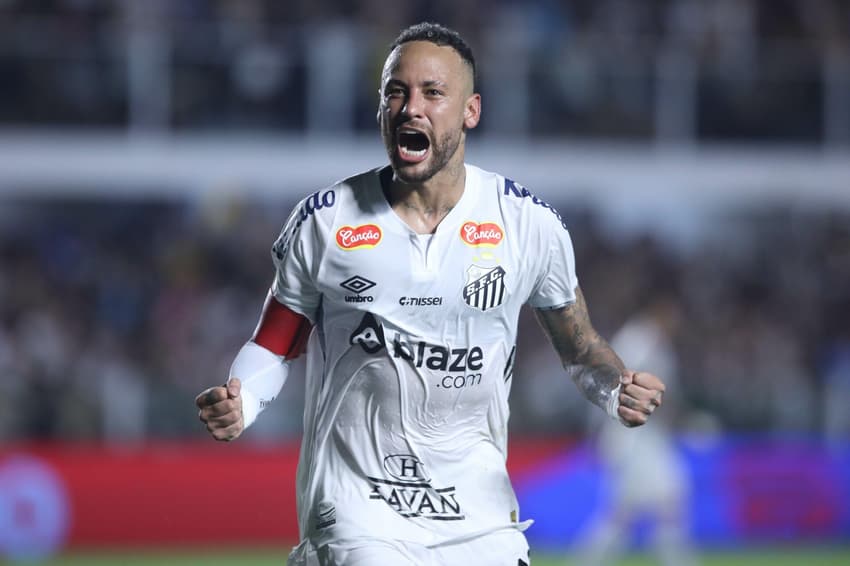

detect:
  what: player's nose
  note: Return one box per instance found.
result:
[401,90,425,118]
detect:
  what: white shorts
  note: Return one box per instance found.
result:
[289,528,530,566]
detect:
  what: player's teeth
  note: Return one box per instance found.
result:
[401,147,427,157]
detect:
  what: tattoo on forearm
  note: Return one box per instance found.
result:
[535,287,626,412]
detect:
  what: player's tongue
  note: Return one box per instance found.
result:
[397,131,430,163]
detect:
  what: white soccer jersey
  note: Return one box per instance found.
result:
[271,164,578,554]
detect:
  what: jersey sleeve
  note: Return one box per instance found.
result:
[269,192,331,322]
[525,201,579,310]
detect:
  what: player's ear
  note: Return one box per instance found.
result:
[463,93,481,129]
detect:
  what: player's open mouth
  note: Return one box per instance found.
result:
[397,130,430,163]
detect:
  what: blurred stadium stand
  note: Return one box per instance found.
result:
[0,0,849,558]
[1,0,848,442]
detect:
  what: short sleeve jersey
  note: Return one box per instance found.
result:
[271,164,578,550]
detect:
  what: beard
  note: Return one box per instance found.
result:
[384,126,463,184]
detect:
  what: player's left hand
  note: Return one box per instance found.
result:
[617,370,665,427]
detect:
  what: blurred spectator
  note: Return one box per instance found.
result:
[0,0,847,442]
[0,0,845,142]
[2,199,846,441]
[577,289,699,566]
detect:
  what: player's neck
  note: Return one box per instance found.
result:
[386,161,466,234]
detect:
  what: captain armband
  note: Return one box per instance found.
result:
[228,294,312,428]
[251,292,312,358]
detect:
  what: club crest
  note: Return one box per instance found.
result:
[463,265,507,311]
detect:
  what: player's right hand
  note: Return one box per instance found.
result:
[195,378,244,441]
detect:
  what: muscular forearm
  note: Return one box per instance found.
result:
[534,290,626,418]
[534,288,665,427]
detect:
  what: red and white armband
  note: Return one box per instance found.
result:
[227,293,312,428]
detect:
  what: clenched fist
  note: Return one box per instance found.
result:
[196,378,244,441]
[617,371,665,427]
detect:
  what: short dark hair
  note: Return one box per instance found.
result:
[390,22,476,87]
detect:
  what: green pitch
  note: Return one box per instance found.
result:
[19,546,850,566]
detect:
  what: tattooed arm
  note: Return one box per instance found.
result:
[534,287,664,427]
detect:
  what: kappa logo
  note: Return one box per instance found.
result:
[463,265,507,311]
[460,221,504,247]
[336,224,382,250]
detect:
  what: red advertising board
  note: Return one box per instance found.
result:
[0,438,570,555]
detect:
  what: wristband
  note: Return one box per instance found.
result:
[606,383,622,421]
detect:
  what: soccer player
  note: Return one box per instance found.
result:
[196,22,665,566]
[579,292,698,566]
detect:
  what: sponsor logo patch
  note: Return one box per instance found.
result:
[398,296,443,307]
[340,275,377,303]
[336,224,382,250]
[367,454,464,521]
[463,265,507,311]
[349,313,485,372]
[384,454,430,482]
[349,312,386,353]
[340,275,376,294]
[460,221,504,247]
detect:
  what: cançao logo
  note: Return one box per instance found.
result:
[336,224,382,250]
[460,221,504,247]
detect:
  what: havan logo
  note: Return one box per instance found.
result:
[367,454,464,521]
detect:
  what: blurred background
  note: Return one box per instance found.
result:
[0,0,849,564]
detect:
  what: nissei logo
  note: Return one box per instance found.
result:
[460,221,504,247]
[336,224,382,250]
[398,296,443,307]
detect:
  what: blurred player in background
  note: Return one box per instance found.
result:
[196,22,666,566]
[577,290,698,566]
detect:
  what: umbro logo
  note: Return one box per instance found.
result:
[340,275,376,294]
[341,275,376,303]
